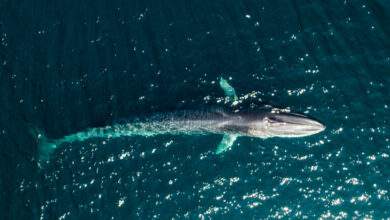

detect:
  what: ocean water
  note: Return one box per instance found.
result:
[1,0,390,219]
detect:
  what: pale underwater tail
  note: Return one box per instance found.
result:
[29,127,58,163]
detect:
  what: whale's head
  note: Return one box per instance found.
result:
[248,111,325,138]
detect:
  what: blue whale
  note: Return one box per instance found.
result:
[34,78,325,162]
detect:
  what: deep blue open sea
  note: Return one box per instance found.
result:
[1,0,390,219]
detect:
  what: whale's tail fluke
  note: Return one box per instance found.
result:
[29,127,58,163]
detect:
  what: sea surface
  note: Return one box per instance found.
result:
[1,0,390,219]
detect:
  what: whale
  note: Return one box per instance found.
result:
[33,78,325,162]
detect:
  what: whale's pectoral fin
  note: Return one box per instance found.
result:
[215,134,239,154]
[219,77,238,102]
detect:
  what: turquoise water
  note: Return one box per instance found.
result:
[1,0,390,219]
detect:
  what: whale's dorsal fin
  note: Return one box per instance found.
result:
[219,77,238,102]
[215,134,239,154]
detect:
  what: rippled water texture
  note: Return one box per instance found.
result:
[1,0,389,219]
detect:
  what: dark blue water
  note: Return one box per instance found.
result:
[1,0,389,219]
